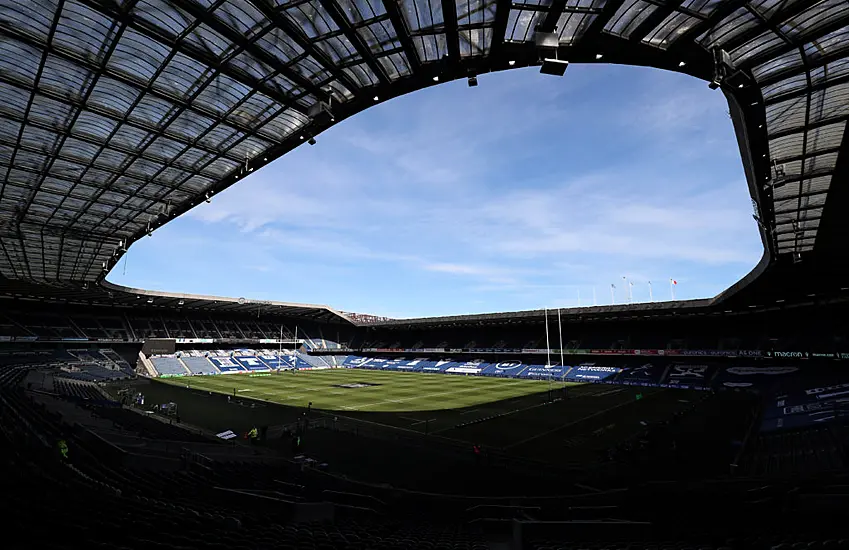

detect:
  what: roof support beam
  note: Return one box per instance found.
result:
[77,0,308,116]
[441,0,461,61]
[168,0,328,98]
[317,0,390,86]
[774,203,824,217]
[768,113,849,141]
[380,0,422,72]
[489,0,513,58]
[249,0,364,95]
[539,0,566,33]
[737,12,849,71]
[0,0,66,281]
[757,48,849,89]
[770,167,835,187]
[0,28,279,154]
[763,73,849,108]
[583,0,627,39]
[628,0,685,44]
[666,0,748,52]
[703,1,811,57]
[773,145,842,165]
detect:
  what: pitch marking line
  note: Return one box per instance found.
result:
[339,385,502,411]
[410,418,437,426]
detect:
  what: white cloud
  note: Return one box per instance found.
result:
[128,66,763,316]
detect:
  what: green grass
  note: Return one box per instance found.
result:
[160,369,576,413]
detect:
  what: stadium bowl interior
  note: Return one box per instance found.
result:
[3,0,849,549]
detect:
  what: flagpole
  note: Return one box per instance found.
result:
[558,308,564,368]
[610,284,615,305]
[648,281,653,302]
[578,289,581,307]
[544,308,551,367]
[670,279,675,301]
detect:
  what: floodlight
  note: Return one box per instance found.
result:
[308,137,317,145]
[468,75,478,87]
[595,53,603,60]
[508,60,516,66]
[433,76,439,82]
[540,58,569,76]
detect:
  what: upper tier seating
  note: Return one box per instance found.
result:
[151,356,187,376]
[182,356,217,375]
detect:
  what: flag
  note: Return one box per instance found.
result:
[671,279,678,285]
[611,284,616,289]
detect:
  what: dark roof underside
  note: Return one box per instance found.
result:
[0,0,846,291]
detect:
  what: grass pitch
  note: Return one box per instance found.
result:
[160,368,575,413]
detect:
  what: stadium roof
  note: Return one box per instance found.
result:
[0,276,354,322]
[0,0,847,299]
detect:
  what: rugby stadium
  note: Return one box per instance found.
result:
[2,1,849,549]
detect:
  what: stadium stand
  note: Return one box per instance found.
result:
[182,356,218,376]
[150,356,189,376]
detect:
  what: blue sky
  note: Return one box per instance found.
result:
[108,64,764,319]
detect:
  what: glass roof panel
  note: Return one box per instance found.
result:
[644,12,700,49]
[108,29,172,86]
[40,55,92,102]
[343,62,380,87]
[606,0,657,38]
[0,0,58,39]
[457,0,497,26]
[459,28,492,57]
[752,49,803,82]
[699,7,756,49]
[357,20,402,54]
[337,0,388,22]
[804,25,849,62]
[507,9,544,42]
[412,33,447,62]
[284,1,339,39]
[53,1,117,63]
[133,0,193,37]
[682,0,722,15]
[0,36,41,86]
[401,0,445,33]
[315,34,361,63]
[730,31,785,66]
[781,0,848,41]
[183,23,235,59]
[213,1,268,38]
[557,12,597,45]
[377,51,413,79]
